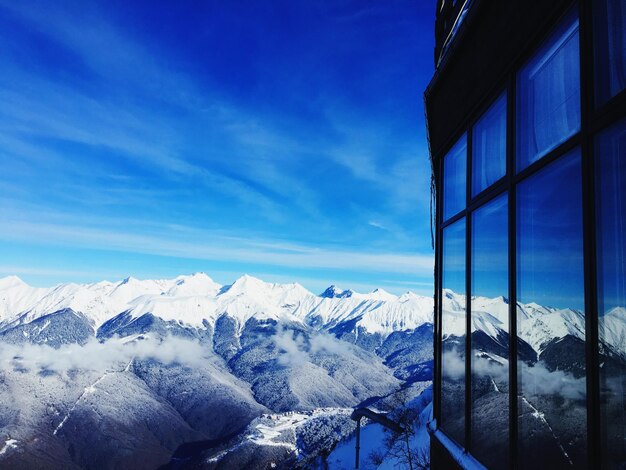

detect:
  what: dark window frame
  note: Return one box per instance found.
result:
[433,0,626,467]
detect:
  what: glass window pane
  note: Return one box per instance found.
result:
[443,134,467,221]
[516,149,587,470]
[594,0,626,105]
[596,118,626,469]
[441,217,466,446]
[472,92,507,196]
[471,194,509,469]
[516,11,580,171]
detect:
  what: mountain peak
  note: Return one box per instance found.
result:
[0,275,26,288]
[367,288,397,301]
[221,274,267,295]
[166,272,221,297]
[319,285,353,299]
[175,272,215,284]
[234,274,264,285]
[120,276,138,285]
[605,305,626,319]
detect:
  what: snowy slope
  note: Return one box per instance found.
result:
[294,290,433,337]
[601,307,626,358]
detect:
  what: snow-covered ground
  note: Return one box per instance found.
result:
[327,388,433,470]
[0,439,18,456]
[199,407,355,467]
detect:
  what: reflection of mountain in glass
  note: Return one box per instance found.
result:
[515,148,587,469]
[440,218,466,447]
[441,290,626,469]
[596,117,626,470]
[599,306,626,470]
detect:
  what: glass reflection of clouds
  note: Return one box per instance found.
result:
[517,148,584,311]
[516,149,587,470]
[593,0,626,106]
[443,134,467,221]
[516,10,580,171]
[472,93,507,197]
[441,217,466,446]
[471,193,509,469]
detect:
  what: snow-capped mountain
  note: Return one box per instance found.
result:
[0,273,435,469]
[0,273,216,328]
[3,274,620,469]
[0,273,433,339]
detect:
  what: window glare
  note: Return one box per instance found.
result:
[443,134,467,221]
[594,0,626,105]
[516,149,587,469]
[441,217,466,446]
[471,194,509,469]
[472,92,507,196]
[516,10,580,171]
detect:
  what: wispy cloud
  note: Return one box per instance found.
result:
[1,337,213,374]
[368,220,388,230]
[0,214,433,277]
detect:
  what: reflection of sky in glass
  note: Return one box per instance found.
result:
[443,134,467,221]
[593,0,626,105]
[596,118,626,315]
[472,194,508,299]
[516,10,580,171]
[471,193,509,469]
[472,93,507,196]
[443,217,466,294]
[517,148,584,311]
[441,216,466,446]
[517,149,587,469]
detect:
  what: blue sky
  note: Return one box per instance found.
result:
[0,0,436,295]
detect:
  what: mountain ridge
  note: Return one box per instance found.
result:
[0,274,434,338]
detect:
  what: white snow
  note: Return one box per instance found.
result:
[54,372,112,435]
[0,274,434,337]
[327,422,387,470]
[600,306,626,358]
[248,412,310,450]
[208,408,352,465]
[440,289,623,357]
[2,274,621,356]
[328,389,433,470]
[0,439,18,456]
[521,397,573,466]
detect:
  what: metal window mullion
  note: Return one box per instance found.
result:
[579,0,601,467]
[441,209,467,230]
[435,155,444,424]
[465,127,473,451]
[507,72,518,470]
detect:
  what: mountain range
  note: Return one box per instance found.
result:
[0,273,434,469]
[0,273,433,342]
[1,274,623,469]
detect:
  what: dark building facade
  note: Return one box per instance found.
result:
[425,0,625,469]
